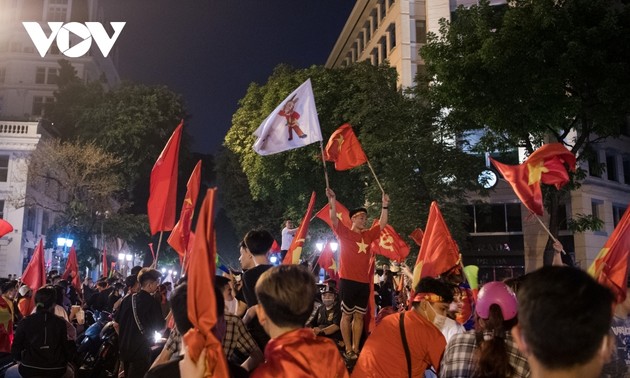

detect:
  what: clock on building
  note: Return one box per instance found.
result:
[478,169,498,189]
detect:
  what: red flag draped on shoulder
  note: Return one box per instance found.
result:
[183,188,229,377]
[282,192,317,265]
[370,221,410,262]
[0,219,13,238]
[148,121,183,235]
[412,202,460,289]
[22,239,46,293]
[101,246,108,278]
[490,143,576,216]
[588,205,630,303]
[315,200,351,229]
[62,246,81,292]
[317,241,338,282]
[324,123,368,170]
[168,160,202,267]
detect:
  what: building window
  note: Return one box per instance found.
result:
[35,67,58,85]
[32,96,54,116]
[378,0,386,23]
[623,155,630,185]
[0,155,8,182]
[357,33,364,56]
[26,207,35,232]
[370,48,378,65]
[364,22,372,44]
[613,204,626,228]
[416,20,427,44]
[0,200,4,219]
[42,211,50,234]
[388,24,396,51]
[370,10,377,35]
[591,200,603,221]
[466,203,523,234]
[588,152,602,178]
[606,152,618,181]
[47,0,69,22]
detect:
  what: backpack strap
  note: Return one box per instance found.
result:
[399,311,412,378]
[131,293,145,335]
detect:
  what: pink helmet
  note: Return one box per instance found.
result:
[476,281,518,321]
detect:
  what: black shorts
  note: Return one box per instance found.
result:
[339,278,370,315]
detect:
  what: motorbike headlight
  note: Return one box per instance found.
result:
[153,331,162,343]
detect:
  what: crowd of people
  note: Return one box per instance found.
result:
[0,187,625,378]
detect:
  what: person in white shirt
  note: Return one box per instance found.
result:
[280,220,298,261]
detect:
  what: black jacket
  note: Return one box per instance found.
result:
[11,311,75,374]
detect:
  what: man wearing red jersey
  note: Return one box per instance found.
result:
[325,187,389,361]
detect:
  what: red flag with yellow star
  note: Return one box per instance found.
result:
[168,160,202,267]
[490,143,576,216]
[282,192,317,265]
[324,123,368,170]
[588,205,630,303]
[370,222,410,262]
[412,202,460,289]
[315,200,351,230]
[317,241,338,281]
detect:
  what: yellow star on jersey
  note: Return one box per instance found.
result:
[357,239,368,254]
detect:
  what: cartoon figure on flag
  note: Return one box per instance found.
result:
[279,95,307,141]
[253,79,322,155]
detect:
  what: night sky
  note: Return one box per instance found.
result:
[102,1,356,155]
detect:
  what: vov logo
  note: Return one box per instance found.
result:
[22,22,126,58]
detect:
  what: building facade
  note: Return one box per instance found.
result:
[328,0,630,277]
[0,0,120,278]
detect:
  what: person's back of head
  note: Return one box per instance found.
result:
[34,286,58,313]
[514,266,613,376]
[130,265,143,277]
[137,267,161,288]
[243,229,274,255]
[255,265,315,329]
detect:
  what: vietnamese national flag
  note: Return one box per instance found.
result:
[490,143,576,216]
[0,219,13,238]
[317,241,338,281]
[22,239,46,292]
[182,188,229,377]
[370,222,410,262]
[282,192,317,265]
[102,246,108,278]
[148,121,183,235]
[412,202,460,289]
[324,123,368,170]
[315,200,351,230]
[62,246,81,292]
[168,160,202,262]
[588,205,630,303]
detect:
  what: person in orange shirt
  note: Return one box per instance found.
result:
[16,285,33,318]
[250,265,349,378]
[352,277,452,378]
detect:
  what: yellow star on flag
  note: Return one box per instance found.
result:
[336,212,343,221]
[357,239,368,254]
[527,161,549,185]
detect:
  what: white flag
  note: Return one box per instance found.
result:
[253,79,323,155]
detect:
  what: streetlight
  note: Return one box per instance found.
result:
[316,242,324,252]
[56,237,73,248]
[330,242,339,252]
[161,268,166,274]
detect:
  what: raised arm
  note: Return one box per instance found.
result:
[326,188,338,229]
[379,193,390,231]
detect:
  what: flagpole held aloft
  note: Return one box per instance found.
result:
[319,141,330,189]
[151,232,164,268]
[533,214,566,255]
[367,160,385,195]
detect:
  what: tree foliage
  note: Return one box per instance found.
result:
[221,63,481,250]
[420,0,630,262]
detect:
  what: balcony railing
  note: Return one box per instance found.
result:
[0,122,39,136]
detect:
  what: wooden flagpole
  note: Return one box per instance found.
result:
[319,141,330,189]
[533,214,566,255]
[152,232,164,268]
[366,160,385,195]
